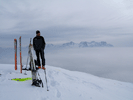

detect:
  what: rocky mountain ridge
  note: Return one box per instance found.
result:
[46,41,113,48]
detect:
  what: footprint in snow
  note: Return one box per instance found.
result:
[56,89,61,98]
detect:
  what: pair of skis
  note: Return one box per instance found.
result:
[35,68,49,91]
[14,37,22,73]
[33,68,49,91]
[23,38,49,91]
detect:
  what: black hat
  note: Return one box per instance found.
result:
[36,30,40,34]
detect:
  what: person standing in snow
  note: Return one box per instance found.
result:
[33,30,46,70]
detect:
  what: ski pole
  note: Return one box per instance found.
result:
[24,53,29,75]
[44,69,49,91]
[24,38,32,75]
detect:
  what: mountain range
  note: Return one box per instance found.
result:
[46,41,113,48]
[0,41,113,64]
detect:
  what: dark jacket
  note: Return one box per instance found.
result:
[33,36,46,51]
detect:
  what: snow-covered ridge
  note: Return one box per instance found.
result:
[46,41,113,48]
[0,64,133,100]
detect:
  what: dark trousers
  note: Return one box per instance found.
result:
[35,49,45,66]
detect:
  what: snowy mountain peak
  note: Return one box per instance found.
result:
[79,41,88,47]
[62,41,75,47]
[79,41,113,47]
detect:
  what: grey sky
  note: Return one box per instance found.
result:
[0,0,133,47]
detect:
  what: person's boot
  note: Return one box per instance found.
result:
[42,66,46,70]
[32,79,40,87]
[38,66,41,69]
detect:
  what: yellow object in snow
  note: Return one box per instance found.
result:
[11,77,32,82]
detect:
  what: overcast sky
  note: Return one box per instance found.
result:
[0,0,133,47]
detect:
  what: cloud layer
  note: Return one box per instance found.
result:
[0,46,133,83]
[45,47,133,83]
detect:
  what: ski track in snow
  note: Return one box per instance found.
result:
[0,64,133,100]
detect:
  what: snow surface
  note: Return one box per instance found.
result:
[0,64,133,100]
